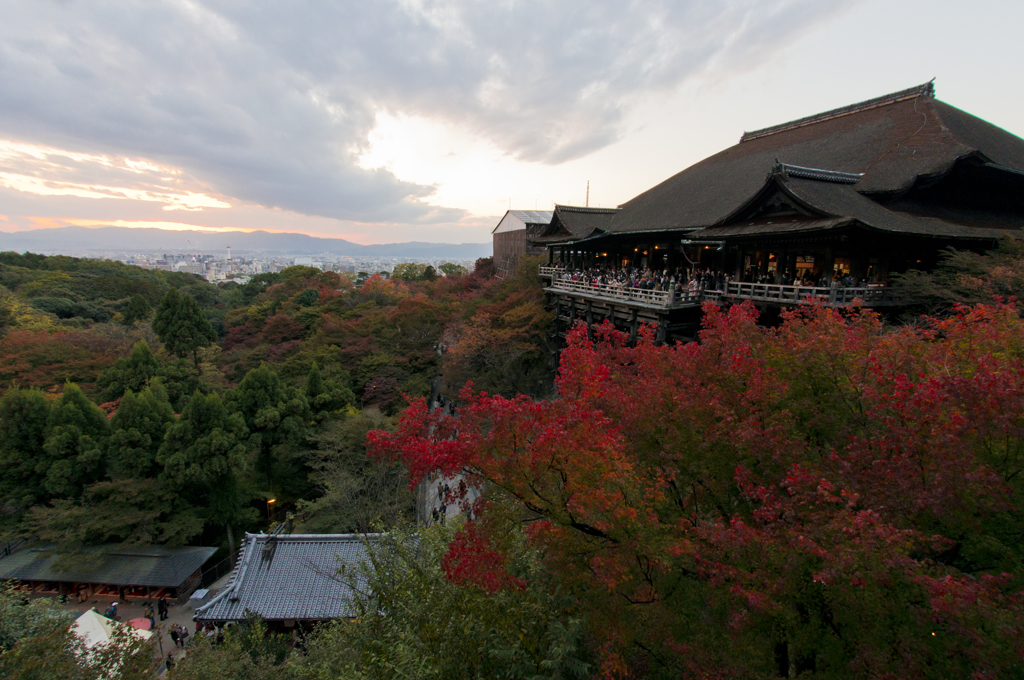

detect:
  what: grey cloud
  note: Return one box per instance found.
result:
[0,0,856,222]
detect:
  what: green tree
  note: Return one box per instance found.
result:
[895,236,1024,306]
[28,478,204,559]
[438,262,468,277]
[228,364,311,498]
[297,523,590,680]
[0,287,16,337]
[167,615,289,680]
[155,358,206,412]
[153,288,216,368]
[121,294,151,326]
[106,380,176,479]
[299,412,412,533]
[305,361,355,417]
[0,585,72,652]
[0,388,52,515]
[390,262,427,281]
[159,392,252,557]
[42,383,109,499]
[96,339,161,402]
[0,585,151,680]
[294,288,320,307]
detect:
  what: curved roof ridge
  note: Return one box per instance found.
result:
[771,161,864,184]
[741,81,935,143]
[555,204,619,214]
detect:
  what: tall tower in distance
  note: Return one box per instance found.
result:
[227,244,231,262]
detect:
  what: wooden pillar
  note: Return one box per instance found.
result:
[877,253,891,283]
[774,249,787,284]
[758,250,769,277]
[821,246,835,282]
[851,249,868,283]
[629,309,639,344]
[553,298,561,336]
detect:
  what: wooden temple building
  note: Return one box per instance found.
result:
[0,543,217,604]
[194,531,373,630]
[529,82,1024,340]
[492,209,553,277]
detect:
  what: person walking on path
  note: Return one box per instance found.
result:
[169,625,180,649]
[158,597,168,621]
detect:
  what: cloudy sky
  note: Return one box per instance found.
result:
[0,0,1021,245]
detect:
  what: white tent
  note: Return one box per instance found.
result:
[73,609,152,649]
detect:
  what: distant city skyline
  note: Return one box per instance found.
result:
[0,0,1021,245]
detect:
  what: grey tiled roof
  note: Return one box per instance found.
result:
[195,533,372,622]
[0,544,218,587]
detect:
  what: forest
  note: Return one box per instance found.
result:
[0,253,555,559]
[3,244,1024,679]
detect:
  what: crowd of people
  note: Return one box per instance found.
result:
[549,262,873,294]
[169,622,191,647]
[548,264,730,295]
[740,267,866,288]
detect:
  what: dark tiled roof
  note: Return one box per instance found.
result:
[532,205,619,245]
[783,176,1017,238]
[741,82,935,142]
[194,533,372,622]
[0,544,217,588]
[687,217,854,239]
[609,83,1024,237]
[686,174,1019,242]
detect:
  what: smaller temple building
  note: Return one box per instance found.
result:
[0,543,217,604]
[194,532,372,629]
[492,210,552,277]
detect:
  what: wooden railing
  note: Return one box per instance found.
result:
[539,265,559,278]
[545,276,901,308]
[548,278,676,307]
[726,282,898,305]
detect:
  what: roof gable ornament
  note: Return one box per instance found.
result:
[742,80,936,143]
[770,159,864,185]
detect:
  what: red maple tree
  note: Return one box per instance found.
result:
[370,301,1024,677]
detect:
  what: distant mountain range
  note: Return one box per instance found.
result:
[0,227,492,259]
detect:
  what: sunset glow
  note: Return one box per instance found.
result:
[0,0,1020,245]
